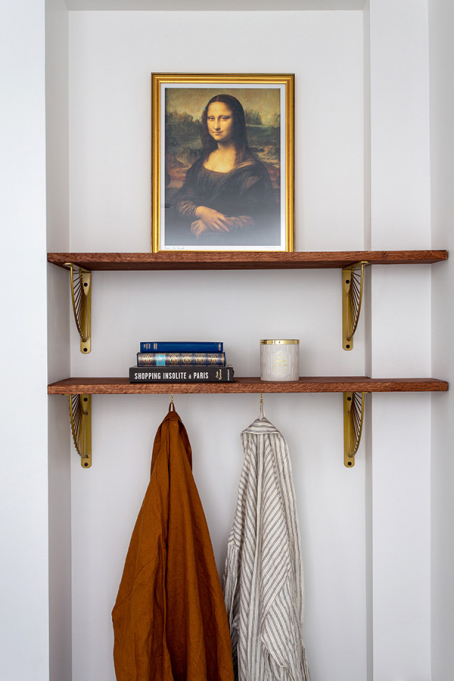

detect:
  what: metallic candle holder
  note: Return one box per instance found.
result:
[260,339,300,381]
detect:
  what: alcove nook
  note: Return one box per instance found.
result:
[2,1,453,680]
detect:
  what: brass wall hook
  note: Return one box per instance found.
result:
[258,392,266,419]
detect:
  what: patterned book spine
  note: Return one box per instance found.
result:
[137,352,226,366]
[139,341,223,352]
[129,365,234,383]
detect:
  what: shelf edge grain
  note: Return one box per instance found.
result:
[47,376,449,395]
[47,250,448,271]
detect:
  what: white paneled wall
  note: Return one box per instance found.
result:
[2,1,448,680]
[429,1,454,679]
[0,2,49,680]
[369,2,432,677]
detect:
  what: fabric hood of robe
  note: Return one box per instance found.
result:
[223,412,311,681]
[112,407,234,681]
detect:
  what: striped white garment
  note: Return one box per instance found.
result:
[224,408,311,681]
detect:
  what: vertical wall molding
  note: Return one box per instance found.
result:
[368,1,432,678]
[429,0,454,677]
[0,2,50,680]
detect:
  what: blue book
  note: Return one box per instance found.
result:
[139,341,223,352]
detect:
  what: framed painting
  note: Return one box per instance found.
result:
[151,73,294,252]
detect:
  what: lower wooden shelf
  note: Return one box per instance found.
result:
[47,376,448,395]
[49,376,448,469]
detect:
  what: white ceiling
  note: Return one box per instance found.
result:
[65,0,366,11]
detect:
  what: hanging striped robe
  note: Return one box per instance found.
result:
[223,413,311,681]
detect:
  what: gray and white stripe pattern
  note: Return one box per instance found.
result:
[224,410,311,681]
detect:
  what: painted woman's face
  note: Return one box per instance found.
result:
[206,102,234,144]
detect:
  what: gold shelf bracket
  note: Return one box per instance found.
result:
[64,263,92,354]
[342,261,369,351]
[69,394,92,468]
[343,391,367,468]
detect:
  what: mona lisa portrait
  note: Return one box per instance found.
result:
[151,74,294,252]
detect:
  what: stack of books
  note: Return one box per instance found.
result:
[129,341,235,383]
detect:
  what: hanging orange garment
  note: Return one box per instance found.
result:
[112,407,234,681]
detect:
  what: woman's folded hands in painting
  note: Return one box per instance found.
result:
[190,207,254,238]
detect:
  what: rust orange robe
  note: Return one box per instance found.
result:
[112,407,234,681]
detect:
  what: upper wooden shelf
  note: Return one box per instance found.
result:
[47,250,448,271]
[48,376,448,395]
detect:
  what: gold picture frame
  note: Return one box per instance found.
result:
[152,73,294,252]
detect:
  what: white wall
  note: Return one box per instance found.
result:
[68,13,365,253]
[36,3,443,681]
[0,1,50,680]
[0,1,445,679]
[67,11,367,681]
[368,2,432,678]
[428,0,454,678]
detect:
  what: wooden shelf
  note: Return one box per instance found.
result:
[48,376,448,395]
[47,250,448,271]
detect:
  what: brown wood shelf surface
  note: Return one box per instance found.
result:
[47,250,448,271]
[48,376,448,395]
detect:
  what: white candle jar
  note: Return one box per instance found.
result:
[260,339,300,381]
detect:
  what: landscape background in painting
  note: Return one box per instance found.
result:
[164,87,281,194]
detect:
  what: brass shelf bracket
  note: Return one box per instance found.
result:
[69,394,92,468]
[343,391,367,468]
[64,263,92,354]
[342,261,369,350]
